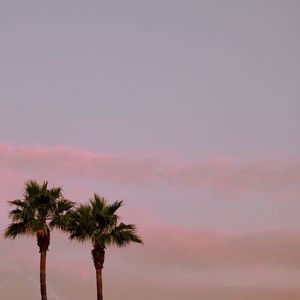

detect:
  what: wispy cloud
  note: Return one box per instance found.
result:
[1,227,300,299]
[0,143,299,200]
[132,227,300,271]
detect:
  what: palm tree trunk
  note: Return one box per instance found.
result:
[40,250,48,300]
[96,267,103,300]
[92,246,105,300]
[37,232,50,300]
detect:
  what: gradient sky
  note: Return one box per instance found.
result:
[1,1,300,299]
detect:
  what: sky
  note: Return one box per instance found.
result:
[0,1,300,299]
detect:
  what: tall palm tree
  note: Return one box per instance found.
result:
[4,180,74,300]
[67,194,143,300]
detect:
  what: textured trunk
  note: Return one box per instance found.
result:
[96,268,103,300]
[92,246,105,300]
[37,230,50,300]
[40,250,48,300]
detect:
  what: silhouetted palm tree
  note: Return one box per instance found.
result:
[67,194,143,300]
[4,180,74,300]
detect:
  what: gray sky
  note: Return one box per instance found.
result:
[0,0,299,157]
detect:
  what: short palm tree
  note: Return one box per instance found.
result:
[67,194,143,300]
[3,180,74,300]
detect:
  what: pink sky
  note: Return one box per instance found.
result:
[1,1,300,299]
[1,143,300,299]
[1,143,299,197]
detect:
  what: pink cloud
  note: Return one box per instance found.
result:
[4,226,300,272]
[0,143,299,200]
[126,227,300,272]
[1,227,300,299]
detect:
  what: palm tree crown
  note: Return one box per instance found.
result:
[68,193,142,248]
[4,180,74,247]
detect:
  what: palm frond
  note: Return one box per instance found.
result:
[25,180,45,198]
[49,186,62,199]
[90,194,106,212]
[4,222,29,238]
[110,222,143,247]
[68,204,94,242]
[51,198,75,215]
[8,199,26,207]
[106,200,123,215]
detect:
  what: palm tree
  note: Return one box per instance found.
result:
[3,180,74,300]
[67,194,143,300]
